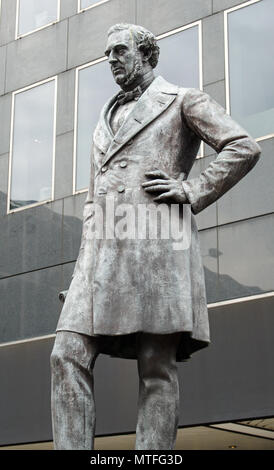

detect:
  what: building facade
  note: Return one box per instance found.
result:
[0,0,274,449]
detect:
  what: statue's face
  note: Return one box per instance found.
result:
[105,29,144,88]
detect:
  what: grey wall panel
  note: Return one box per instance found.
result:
[54,131,74,200]
[213,0,250,14]
[0,0,17,47]
[203,80,226,157]
[62,193,86,263]
[137,0,212,36]
[193,155,218,230]
[181,295,274,425]
[67,0,136,69]
[199,228,219,304]
[56,69,75,136]
[188,156,200,180]
[60,0,78,20]
[188,155,218,230]
[6,20,68,93]
[202,12,225,86]
[0,265,62,343]
[1,295,274,445]
[61,261,75,294]
[218,214,274,300]
[217,138,274,225]
[204,79,226,108]
[0,201,63,278]
[0,45,6,96]
[0,337,54,446]
[94,354,139,436]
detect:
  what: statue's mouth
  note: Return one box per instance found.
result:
[112,67,124,75]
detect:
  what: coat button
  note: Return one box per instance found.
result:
[98,187,107,194]
[119,161,127,168]
[101,166,108,173]
[117,185,125,193]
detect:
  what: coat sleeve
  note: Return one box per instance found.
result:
[181,88,261,214]
[72,143,95,278]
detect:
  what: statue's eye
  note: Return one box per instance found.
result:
[117,47,127,55]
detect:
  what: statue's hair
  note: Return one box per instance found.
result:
[107,23,160,69]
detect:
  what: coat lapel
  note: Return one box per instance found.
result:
[95,76,178,174]
[93,92,119,155]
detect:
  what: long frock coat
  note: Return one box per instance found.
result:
[56,76,261,362]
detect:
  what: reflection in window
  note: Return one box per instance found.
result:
[156,25,200,89]
[17,0,59,37]
[227,0,274,139]
[156,24,202,156]
[75,24,201,191]
[9,79,56,211]
[79,0,107,11]
[76,60,118,191]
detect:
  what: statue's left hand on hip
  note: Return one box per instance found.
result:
[142,169,188,204]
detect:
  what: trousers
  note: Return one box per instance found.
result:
[50,330,182,450]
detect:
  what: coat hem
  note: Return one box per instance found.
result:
[55,327,210,362]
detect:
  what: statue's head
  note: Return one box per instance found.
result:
[105,23,160,89]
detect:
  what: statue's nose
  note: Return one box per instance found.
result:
[108,50,117,64]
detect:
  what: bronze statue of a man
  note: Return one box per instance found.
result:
[50,24,261,450]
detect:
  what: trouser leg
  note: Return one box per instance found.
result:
[50,331,101,450]
[135,332,181,450]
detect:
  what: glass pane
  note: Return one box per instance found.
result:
[228,0,274,139]
[156,25,201,156]
[80,0,103,9]
[76,60,118,191]
[218,214,274,300]
[18,0,58,36]
[156,25,200,89]
[10,80,55,210]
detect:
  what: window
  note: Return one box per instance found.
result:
[16,0,60,38]
[156,23,201,90]
[75,59,119,192]
[78,0,109,12]
[156,23,202,157]
[8,78,57,212]
[74,23,202,192]
[225,0,274,140]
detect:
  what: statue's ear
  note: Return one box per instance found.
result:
[139,44,152,63]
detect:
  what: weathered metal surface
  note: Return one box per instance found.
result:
[52,23,261,450]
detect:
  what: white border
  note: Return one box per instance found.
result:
[208,290,274,309]
[7,76,58,215]
[78,0,110,13]
[0,290,273,348]
[210,423,274,440]
[15,0,61,40]
[224,0,274,143]
[73,21,204,194]
[0,334,56,348]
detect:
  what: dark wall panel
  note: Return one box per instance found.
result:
[1,295,274,446]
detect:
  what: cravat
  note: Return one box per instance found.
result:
[116,86,143,106]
